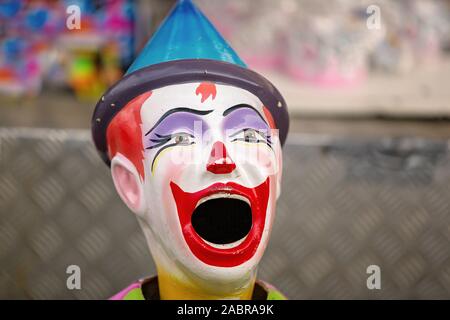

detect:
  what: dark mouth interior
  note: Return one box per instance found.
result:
[191,197,252,245]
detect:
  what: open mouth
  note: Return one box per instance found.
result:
[170,177,270,267]
[192,194,252,248]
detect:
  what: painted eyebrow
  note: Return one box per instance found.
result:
[145,107,213,136]
[222,104,268,125]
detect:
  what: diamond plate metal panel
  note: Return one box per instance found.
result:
[0,128,449,299]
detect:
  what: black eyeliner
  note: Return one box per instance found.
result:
[146,132,195,149]
[222,104,268,126]
[145,108,213,136]
[229,128,272,141]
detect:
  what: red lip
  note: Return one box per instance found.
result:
[170,177,270,267]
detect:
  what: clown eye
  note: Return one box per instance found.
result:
[243,130,257,142]
[174,132,194,145]
[230,128,270,145]
[147,132,195,150]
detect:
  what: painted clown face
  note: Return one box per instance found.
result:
[109,81,282,288]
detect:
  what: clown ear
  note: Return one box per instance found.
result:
[111,153,146,216]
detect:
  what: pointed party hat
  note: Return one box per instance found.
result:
[92,0,289,165]
[126,0,246,75]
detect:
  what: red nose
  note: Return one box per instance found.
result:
[206,141,236,174]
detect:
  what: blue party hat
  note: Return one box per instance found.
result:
[126,0,246,75]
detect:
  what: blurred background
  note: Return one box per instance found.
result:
[1,0,450,299]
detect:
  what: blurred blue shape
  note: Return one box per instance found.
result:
[0,0,22,18]
[25,8,48,31]
[2,37,25,62]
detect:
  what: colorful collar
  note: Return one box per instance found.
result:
[110,276,287,300]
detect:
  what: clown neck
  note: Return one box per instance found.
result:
[138,219,257,300]
[157,267,256,300]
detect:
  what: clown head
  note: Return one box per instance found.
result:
[92,1,289,299]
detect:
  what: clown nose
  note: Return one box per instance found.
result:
[206,141,236,174]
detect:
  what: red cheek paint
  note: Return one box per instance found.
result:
[263,106,276,130]
[195,82,217,103]
[106,91,153,180]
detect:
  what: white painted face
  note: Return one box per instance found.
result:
[113,82,282,285]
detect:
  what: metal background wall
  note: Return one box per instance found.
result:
[0,128,449,299]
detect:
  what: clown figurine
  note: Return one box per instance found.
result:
[92,0,289,300]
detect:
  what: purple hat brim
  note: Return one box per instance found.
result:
[92,59,289,166]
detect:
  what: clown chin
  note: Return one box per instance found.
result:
[170,177,270,268]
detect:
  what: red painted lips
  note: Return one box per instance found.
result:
[170,177,270,267]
